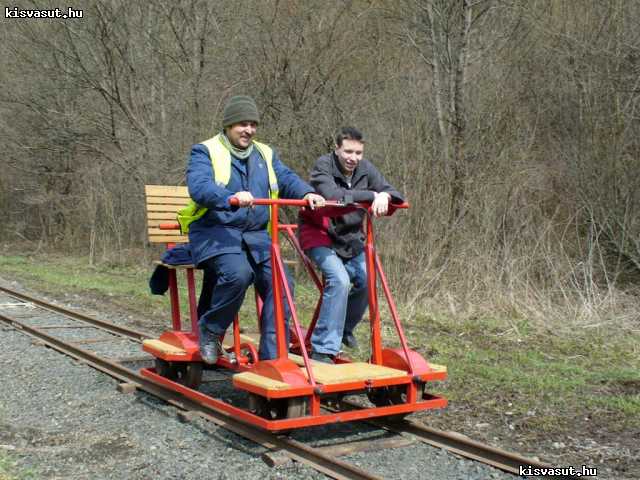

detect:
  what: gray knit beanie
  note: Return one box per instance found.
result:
[222,95,260,127]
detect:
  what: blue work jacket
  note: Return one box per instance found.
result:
[186,143,313,266]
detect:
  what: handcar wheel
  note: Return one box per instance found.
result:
[248,394,284,419]
[248,395,306,420]
[324,393,344,411]
[285,397,307,418]
[266,399,288,420]
[240,346,258,366]
[155,358,178,380]
[367,385,408,421]
[174,362,203,389]
[248,393,269,417]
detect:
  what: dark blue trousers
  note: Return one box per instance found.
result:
[198,251,292,360]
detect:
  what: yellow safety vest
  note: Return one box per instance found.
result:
[177,134,279,234]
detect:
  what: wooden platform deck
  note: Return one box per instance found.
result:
[145,335,446,391]
[142,339,188,356]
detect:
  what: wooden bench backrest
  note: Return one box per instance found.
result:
[145,185,190,244]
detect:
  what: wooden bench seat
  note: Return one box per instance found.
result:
[145,185,196,332]
[146,185,189,245]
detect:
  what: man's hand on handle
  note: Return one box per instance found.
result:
[304,192,326,210]
[232,191,254,207]
[371,192,391,217]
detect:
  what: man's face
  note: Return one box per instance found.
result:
[335,139,364,175]
[226,121,257,149]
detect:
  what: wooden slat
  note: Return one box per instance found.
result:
[428,363,447,373]
[146,204,185,213]
[142,339,187,355]
[233,372,291,390]
[289,354,407,385]
[145,185,190,245]
[147,212,177,223]
[147,212,180,220]
[145,185,189,197]
[146,196,191,205]
[148,227,182,235]
[308,363,406,385]
[149,235,189,244]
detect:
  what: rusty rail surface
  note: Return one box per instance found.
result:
[367,414,579,478]
[0,285,150,340]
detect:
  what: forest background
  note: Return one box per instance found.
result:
[2,0,640,333]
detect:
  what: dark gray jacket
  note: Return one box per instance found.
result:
[309,153,404,259]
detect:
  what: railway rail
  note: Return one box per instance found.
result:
[0,285,579,479]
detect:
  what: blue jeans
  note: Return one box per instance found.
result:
[198,252,292,360]
[307,247,368,355]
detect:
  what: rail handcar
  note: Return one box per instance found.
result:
[141,197,447,431]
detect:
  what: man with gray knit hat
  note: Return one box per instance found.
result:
[186,95,325,363]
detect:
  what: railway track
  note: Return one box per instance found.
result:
[0,285,577,479]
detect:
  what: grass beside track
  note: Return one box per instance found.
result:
[0,454,16,480]
[1,253,639,469]
[408,315,640,433]
[0,454,34,480]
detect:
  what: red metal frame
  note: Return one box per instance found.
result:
[144,367,446,430]
[143,198,447,431]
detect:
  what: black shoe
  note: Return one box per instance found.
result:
[199,327,224,365]
[311,352,334,364]
[342,333,358,349]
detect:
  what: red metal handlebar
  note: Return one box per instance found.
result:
[228,197,410,209]
[158,198,409,231]
[228,198,345,207]
[159,222,180,230]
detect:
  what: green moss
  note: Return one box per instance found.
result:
[0,453,36,480]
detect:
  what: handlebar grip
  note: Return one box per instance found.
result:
[159,222,180,230]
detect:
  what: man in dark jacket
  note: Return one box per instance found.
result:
[298,127,403,363]
[187,95,324,363]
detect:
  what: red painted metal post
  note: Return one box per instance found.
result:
[168,269,182,331]
[186,268,198,334]
[232,314,241,361]
[275,254,317,387]
[407,382,418,403]
[270,204,288,359]
[374,253,416,375]
[365,214,383,364]
[310,394,321,416]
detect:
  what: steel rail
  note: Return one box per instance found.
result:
[0,311,381,480]
[0,285,151,341]
[341,400,581,479]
